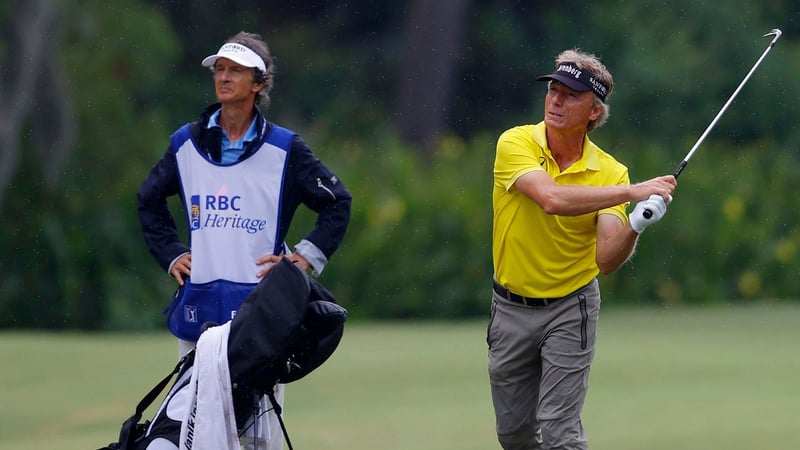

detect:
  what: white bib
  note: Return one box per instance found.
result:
[175,136,288,284]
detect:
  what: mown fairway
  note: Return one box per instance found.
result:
[1,303,798,450]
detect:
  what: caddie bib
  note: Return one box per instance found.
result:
[166,124,295,341]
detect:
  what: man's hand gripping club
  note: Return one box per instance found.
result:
[629,194,672,234]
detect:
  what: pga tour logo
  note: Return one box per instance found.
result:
[184,305,198,323]
[182,306,235,324]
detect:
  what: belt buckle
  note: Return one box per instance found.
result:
[521,296,546,307]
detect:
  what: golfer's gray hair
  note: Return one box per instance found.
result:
[555,49,614,131]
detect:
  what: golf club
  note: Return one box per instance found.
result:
[643,28,782,218]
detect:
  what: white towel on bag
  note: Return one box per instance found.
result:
[178,322,239,450]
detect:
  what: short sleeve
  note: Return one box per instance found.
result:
[494,126,545,192]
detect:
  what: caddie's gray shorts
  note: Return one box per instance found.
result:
[487,278,600,450]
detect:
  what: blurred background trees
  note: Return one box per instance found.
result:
[1,0,799,329]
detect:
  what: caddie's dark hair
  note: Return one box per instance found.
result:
[225,31,276,108]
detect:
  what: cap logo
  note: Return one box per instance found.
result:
[556,64,582,79]
[588,76,608,98]
[220,43,251,55]
[201,42,267,73]
[545,62,609,102]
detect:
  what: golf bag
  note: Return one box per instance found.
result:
[98,258,348,450]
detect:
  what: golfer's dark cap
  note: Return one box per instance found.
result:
[537,62,609,102]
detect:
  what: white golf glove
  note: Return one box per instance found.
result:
[629,194,671,234]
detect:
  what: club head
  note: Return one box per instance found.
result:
[764,28,782,39]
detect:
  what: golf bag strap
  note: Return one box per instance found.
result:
[267,391,294,450]
[111,351,194,450]
[135,351,193,417]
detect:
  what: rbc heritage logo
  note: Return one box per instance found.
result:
[189,193,268,234]
[190,195,201,230]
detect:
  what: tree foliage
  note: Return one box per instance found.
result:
[1,0,799,329]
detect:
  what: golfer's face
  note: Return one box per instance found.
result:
[213,58,260,104]
[543,81,600,132]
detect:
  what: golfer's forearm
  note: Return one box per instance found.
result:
[533,184,632,216]
[596,226,639,274]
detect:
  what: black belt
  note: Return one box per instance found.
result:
[492,280,569,307]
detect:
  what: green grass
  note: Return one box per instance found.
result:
[1,303,799,449]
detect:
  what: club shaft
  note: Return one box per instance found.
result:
[674,30,782,178]
[641,29,781,219]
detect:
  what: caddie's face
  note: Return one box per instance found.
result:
[212,58,262,105]
[543,81,602,133]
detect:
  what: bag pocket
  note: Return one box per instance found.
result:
[166,282,220,341]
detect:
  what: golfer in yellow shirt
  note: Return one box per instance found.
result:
[488,49,677,450]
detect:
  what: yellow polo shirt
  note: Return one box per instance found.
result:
[492,122,630,298]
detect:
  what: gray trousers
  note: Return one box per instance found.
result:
[487,279,600,450]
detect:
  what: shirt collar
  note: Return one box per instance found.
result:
[208,108,222,129]
[532,121,601,173]
[207,108,259,147]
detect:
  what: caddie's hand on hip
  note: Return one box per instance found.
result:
[170,253,192,286]
[255,254,310,278]
[256,254,282,278]
[629,194,670,233]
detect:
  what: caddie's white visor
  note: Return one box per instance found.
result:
[201,43,266,73]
